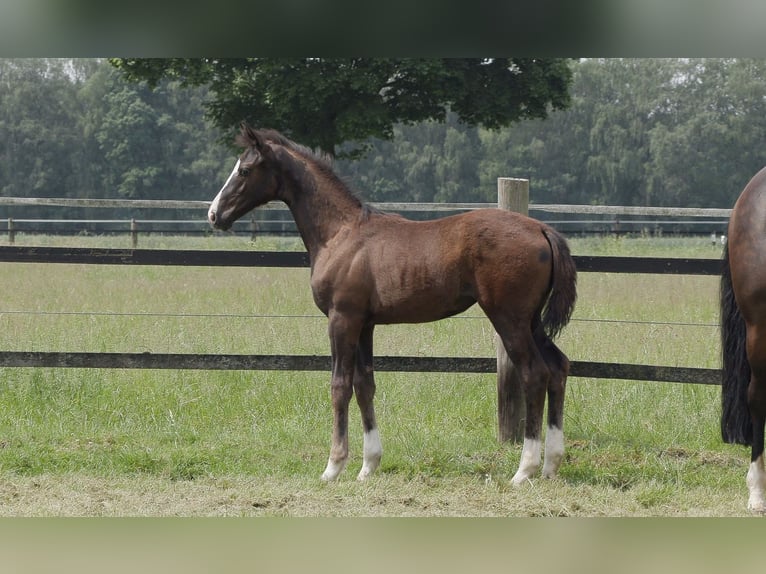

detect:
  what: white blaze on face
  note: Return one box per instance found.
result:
[208,159,241,224]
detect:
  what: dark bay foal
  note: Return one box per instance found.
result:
[208,124,577,484]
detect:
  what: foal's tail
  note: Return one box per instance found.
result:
[541,227,577,340]
[720,242,753,446]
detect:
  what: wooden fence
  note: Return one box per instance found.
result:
[0,187,728,443]
[0,243,723,387]
[0,196,734,217]
[0,196,732,246]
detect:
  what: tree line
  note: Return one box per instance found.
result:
[0,58,227,219]
[339,58,766,208]
[1,58,764,222]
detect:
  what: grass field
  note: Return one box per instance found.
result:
[0,231,750,516]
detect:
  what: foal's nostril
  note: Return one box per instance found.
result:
[209,210,217,225]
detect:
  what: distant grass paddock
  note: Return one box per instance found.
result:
[0,233,748,516]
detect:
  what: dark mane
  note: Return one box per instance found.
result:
[238,125,380,215]
[237,126,335,174]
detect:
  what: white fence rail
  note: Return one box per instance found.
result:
[0,197,732,247]
[0,196,735,216]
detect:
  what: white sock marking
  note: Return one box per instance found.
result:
[511,437,541,485]
[321,457,346,482]
[747,455,766,512]
[358,428,382,480]
[542,426,565,479]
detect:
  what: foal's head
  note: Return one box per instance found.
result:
[208,123,281,231]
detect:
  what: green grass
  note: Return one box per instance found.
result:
[0,232,749,516]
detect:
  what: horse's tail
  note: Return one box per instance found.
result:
[541,226,577,340]
[721,241,753,445]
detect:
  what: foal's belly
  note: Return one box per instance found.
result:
[370,293,476,324]
[367,258,477,324]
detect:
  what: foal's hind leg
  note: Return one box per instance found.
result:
[354,324,382,481]
[491,320,551,485]
[537,333,569,479]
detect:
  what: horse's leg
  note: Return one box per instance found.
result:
[512,335,550,486]
[321,311,362,482]
[747,377,766,512]
[492,319,551,485]
[537,332,570,479]
[746,345,766,512]
[354,324,382,480]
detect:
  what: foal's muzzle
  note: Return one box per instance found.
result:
[207,208,232,231]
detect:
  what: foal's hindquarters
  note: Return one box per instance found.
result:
[473,235,571,486]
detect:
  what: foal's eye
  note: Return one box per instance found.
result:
[238,167,251,177]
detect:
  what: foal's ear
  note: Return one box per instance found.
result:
[237,122,255,143]
[241,122,272,156]
[236,121,255,148]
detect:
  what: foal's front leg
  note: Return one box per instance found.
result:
[354,324,382,480]
[321,312,361,482]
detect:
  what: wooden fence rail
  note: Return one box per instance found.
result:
[0,352,722,386]
[0,245,723,386]
[0,196,736,217]
[1,197,732,250]
[0,246,725,275]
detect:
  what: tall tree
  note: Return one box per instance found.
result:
[109,58,573,157]
[0,59,96,221]
[0,59,82,199]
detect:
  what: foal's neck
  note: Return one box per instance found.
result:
[275,147,363,258]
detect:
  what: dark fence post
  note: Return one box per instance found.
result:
[7,218,15,245]
[496,178,529,443]
[130,219,138,249]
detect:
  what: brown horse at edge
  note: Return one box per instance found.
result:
[721,165,766,512]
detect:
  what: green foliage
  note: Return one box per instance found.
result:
[0,60,83,199]
[0,58,229,220]
[4,58,766,218]
[85,66,226,200]
[340,58,766,208]
[109,58,573,157]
